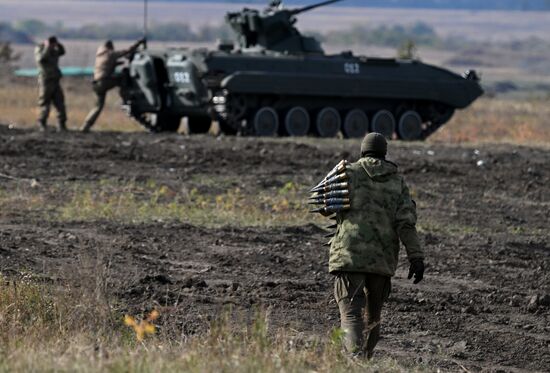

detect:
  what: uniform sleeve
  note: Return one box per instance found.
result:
[35,45,51,63]
[395,179,424,260]
[112,50,129,60]
[57,43,66,56]
[113,40,141,60]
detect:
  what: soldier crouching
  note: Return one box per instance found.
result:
[328,132,425,358]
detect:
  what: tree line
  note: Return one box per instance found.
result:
[3,19,449,50]
[163,0,550,11]
[6,19,233,43]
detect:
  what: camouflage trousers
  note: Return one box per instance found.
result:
[82,77,120,131]
[334,272,391,357]
[37,78,66,128]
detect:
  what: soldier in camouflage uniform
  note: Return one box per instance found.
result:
[35,36,67,131]
[81,39,145,132]
[329,132,425,358]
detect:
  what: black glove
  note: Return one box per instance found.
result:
[408,259,424,284]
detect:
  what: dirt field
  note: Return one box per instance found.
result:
[0,124,548,372]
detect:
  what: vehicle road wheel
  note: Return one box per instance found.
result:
[253,107,279,136]
[343,109,369,138]
[149,112,181,132]
[227,94,248,123]
[284,106,310,136]
[397,110,423,140]
[315,107,341,138]
[187,116,212,134]
[370,110,395,138]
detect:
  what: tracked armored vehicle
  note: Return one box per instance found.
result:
[120,0,483,139]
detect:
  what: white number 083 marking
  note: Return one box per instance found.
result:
[174,71,190,84]
[344,63,360,74]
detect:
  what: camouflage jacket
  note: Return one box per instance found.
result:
[93,40,142,81]
[93,45,130,81]
[329,157,423,276]
[34,42,65,81]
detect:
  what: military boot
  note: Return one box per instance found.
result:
[58,122,67,132]
[37,121,48,132]
[81,122,92,133]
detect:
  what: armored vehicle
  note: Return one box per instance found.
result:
[120,0,483,140]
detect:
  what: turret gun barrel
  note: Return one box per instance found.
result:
[290,0,344,15]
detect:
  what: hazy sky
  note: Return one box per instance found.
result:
[2,0,550,41]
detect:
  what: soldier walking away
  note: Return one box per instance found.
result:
[328,133,425,359]
[35,36,67,131]
[81,38,145,132]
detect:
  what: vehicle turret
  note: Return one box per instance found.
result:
[225,0,343,54]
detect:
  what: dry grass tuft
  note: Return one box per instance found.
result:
[0,276,426,372]
[0,179,320,227]
[59,180,315,226]
[0,274,122,349]
[0,77,139,132]
[430,97,550,144]
[1,79,548,144]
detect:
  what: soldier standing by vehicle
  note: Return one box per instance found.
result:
[35,36,67,131]
[81,38,145,132]
[328,133,425,358]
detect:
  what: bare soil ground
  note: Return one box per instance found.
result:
[0,125,549,372]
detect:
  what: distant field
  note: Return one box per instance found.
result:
[1,77,548,144]
[3,1,550,42]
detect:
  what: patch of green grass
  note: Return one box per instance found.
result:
[506,225,547,237]
[0,184,46,219]
[0,178,324,227]
[58,179,319,227]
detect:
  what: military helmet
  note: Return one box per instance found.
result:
[361,132,387,158]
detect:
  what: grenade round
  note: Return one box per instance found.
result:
[322,160,346,179]
[313,160,348,188]
[310,204,350,214]
[309,189,349,200]
[308,197,350,206]
[310,181,349,193]
[325,197,350,206]
[322,172,348,186]
[326,204,350,213]
[310,168,348,191]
